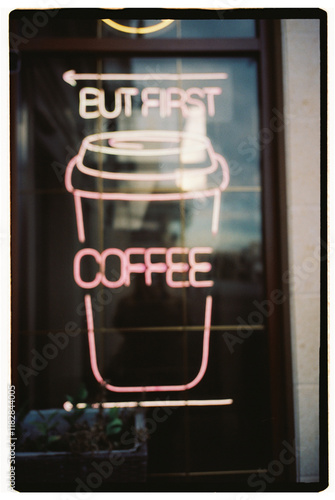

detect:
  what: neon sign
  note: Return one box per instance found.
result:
[65,130,230,243]
[63,70,228,86]
[85,293,213,393]
[101,19,175,35]
[64,398,233,411]
[62,71,228,119]
[73,246,213,289]
[78,86,222,119]
[64,70,231,394]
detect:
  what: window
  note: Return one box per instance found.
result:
[10,10,294,487]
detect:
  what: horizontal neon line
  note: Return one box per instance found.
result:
[140,399,233,407]
[64,399,233,410]
[89,402,136,409]
[63,70,229,84]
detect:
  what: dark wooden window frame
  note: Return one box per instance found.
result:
[10,12,296,485]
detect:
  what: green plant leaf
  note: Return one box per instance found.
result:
[108,407,119,420]
[47,435,61,444]
[66,384,88,406]
[33,422,48,434]
[106,419,123,436]
[77,384,88,403]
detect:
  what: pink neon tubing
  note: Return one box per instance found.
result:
[77,131,218,180]
[85,294,212,393]
[74,246,213,289]
[65,153,229,243]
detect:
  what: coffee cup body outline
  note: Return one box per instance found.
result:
[66,130,230,393]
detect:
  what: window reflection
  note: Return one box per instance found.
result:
[13,29,278,475]
[101,19,256,39]
[12,14,256,40]
[18,53,264,404]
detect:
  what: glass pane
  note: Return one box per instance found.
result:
[101,19,178,38]
[14,51,272,475]
[101,19,256,38]
[178,19,256,38]
[10,12,256,40]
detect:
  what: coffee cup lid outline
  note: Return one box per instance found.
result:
[66,130,230,193]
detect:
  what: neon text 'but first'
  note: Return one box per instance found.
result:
[79,87,222,119]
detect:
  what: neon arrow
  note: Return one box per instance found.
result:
[63,69,229,87]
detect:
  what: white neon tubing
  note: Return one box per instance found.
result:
[66,131,229,186]
[64,398,233,410]
[79,130,212,161]
[63,70,228,86]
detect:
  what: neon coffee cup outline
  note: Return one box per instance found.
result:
[65,130,230,393]
[65,130,230,243]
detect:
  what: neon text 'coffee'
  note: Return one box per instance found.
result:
[74,246,214,289]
